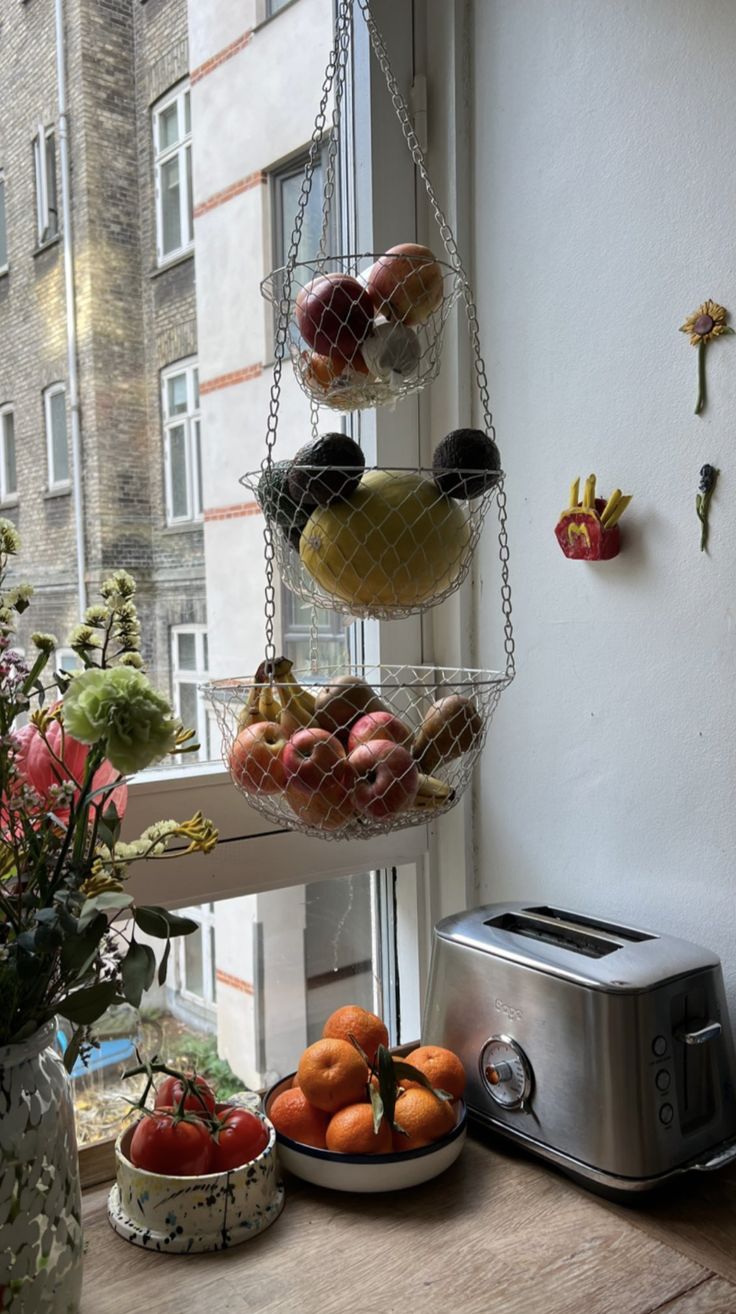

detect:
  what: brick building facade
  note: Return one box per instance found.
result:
[0,0,205,700]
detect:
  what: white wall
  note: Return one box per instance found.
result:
[469,1,736,1000]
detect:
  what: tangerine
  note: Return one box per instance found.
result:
[403,1045,466,1099]
[268,1087,330,1148]
[392,1086,455,1151]
[322,1004,389,1066]
[297,1037,369,1113]
[326,1103,393,1155]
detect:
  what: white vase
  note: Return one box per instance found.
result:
[0,1023,83,1313]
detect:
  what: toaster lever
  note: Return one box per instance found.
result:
[675,1020,722,1046]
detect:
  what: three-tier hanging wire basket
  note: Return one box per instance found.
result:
[205,0,516,840]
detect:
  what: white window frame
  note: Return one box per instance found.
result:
[162,358,202,525]
[171,624,209,760]
[43,383,70,491]
[0,170,8,273]
[152,83,193,266]
[0,405,17,503]
[33,125,58,246]
[175,902,217,1007]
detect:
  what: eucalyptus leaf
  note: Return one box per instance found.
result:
[134,905,198,938]
[79,891,132,928]
[58,980,121,1026]
[60,913,107,977]
[121,941,156,1009]
[62,1027,85,1075]
[157,935,171,987]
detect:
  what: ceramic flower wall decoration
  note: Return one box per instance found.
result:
[696,463,719,553]
[554,474,633,561]
[679,300,734,414]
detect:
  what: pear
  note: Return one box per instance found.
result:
[412,696,483,773]
[314,676,388,743]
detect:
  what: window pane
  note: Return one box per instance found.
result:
[185,145,193,241]
[166,372,188,416]
[168,423,189,518]
[0,179,7,268]
[160,156,182,254]
[2,413,16,496]
[184,92,191,136]
[176,631,197,670]
[158,101,180,152]
[184,926,205,998]
[279,160,324,267]
[193,418,202,516]
[49,391,68,484]
[46,135,58,238]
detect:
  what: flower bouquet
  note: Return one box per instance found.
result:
[0,520,217,1069]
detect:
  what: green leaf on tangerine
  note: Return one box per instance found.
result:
[369,1084,384,1136]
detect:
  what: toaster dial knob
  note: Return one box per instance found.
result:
[480,1036,533,1109]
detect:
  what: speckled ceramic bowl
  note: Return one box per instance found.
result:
[265,1075,467,1193]
[107,1100,285,1253]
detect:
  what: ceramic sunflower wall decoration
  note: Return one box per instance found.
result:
[679,300,734,414]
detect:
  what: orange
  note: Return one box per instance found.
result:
[268,1087,330,1148]
[322,1004,389,1066]
[403,1045,466,1099]
[326,1103,393,1155]
[297,1037,369,1113]
[392,1087,456,1151]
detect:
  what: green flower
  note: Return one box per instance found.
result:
[31,632,58,654]
[63,666,179,775]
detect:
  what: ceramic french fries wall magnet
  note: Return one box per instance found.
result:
[696,463,719,553]
[679,300,734,415]
[554,475,633,561]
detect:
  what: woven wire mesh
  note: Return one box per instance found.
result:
[243,465,503,620]
[205,663,510,840]
[262,254,463,411]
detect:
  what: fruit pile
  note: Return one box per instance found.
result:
[124,1061,269,1177]
[268,1005,466,1155]
[288,243,452,407]
[255,428,501,614]
[228,656,484,833]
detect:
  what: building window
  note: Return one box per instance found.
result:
[176,903,217,1008]
[33,127,58,245]
[153,83,193,265]
[267,0,293,15]
[43,384,69,490]
[162,359,201,524]
[271,146,332,277]
[171,624,209,760]
[0,406,17,502]
[0,171,8,272]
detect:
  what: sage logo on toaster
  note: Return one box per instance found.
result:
[495,998,523,1022]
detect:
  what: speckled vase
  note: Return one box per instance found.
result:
[0,1024,83,1313]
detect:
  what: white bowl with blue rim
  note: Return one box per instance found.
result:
[264,1074,467,1193]
[107,1095,284,1253]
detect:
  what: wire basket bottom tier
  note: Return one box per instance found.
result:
[243,467,503,621]
[205,664,511,840]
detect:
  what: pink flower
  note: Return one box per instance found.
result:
[13,720,128,825]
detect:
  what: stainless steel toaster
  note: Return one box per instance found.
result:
[422,902,736,1195]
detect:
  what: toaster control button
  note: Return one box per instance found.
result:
[652,1036,668,1057]
[659,1102,674,1126]
[655,1069,671,1093]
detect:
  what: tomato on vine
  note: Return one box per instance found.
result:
[154,1074,216,1117]
[129,1110,214,1176]
[210,1108,269,1172]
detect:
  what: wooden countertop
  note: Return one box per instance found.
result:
[80,1128,736,1314]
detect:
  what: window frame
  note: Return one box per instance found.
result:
[0,405,17,503]
[161,357,202,526]
[43,382,70,492]
[0,170,8,273]
[152,82,193,267]
[175,902,217,1008]
[33,125,58,247]
[171,624,210,760]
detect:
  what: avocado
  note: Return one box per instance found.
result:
[432,429,502,500]
[257,460,311,550]
[287,433,365,508]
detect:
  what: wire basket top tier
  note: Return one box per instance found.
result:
[205,662,511,841]
[262,253,463,412]
[243,462,503,621]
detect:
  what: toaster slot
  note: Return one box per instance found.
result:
[525,906,656,943]
[485,911,621,958]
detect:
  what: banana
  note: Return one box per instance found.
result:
[411,774,455,811]
[237,682,262,731]
[258,684,281,724]
[272,656,317,726]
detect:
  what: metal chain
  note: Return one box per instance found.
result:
[309,605,320,674]
[356,0,515,678]
[318,5,352,265]
[261,0,354,663]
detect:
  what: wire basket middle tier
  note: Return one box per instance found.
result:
[262,252,463,411]
[206,662,510,841]
[243,464,503,620]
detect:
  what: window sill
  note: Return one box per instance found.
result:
[161,519,204,536]
[150,250,194,279]
[254,0,301,33]
[0,266,8,280]
[33,236,61,259]
[0,496,19,509]
[44,484,71,500]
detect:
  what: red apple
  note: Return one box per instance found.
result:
[348,741,419,818]
[347,711,413,754]
[295,274,374,365]
[229,722,288,795]
[283,727,350,796]
[286,781,356,832]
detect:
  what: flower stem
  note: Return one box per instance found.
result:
[695,340,706,415]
